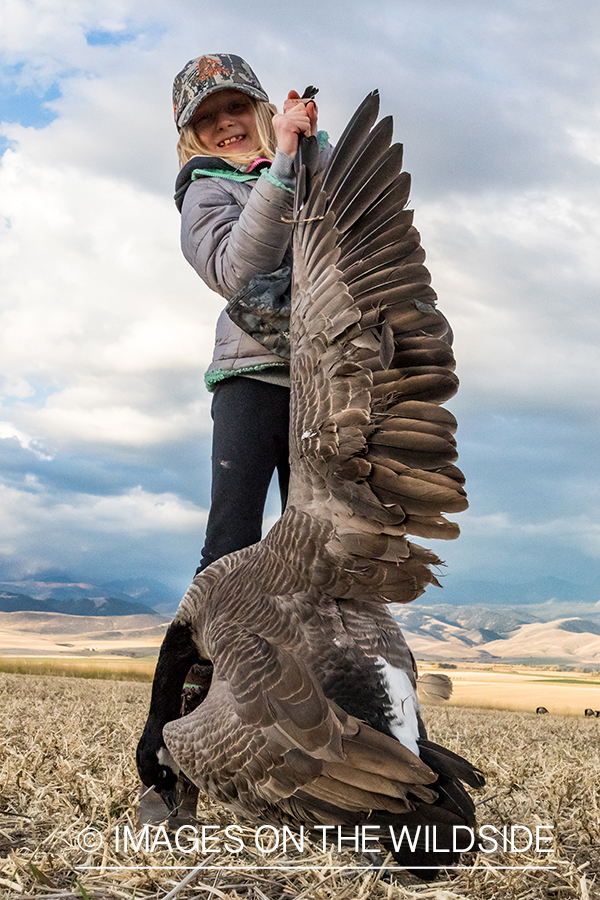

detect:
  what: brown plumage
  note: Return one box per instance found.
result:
[137,92,483,879]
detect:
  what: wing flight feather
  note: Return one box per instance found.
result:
[288,92,467,604]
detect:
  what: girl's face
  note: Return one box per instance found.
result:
[192,89,260,156]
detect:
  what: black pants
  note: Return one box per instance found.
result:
[198,377,290,571]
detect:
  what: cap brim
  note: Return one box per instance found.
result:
[177,83,269,131]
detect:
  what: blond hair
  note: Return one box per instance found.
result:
[177,96,277,168]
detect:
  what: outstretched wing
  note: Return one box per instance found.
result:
[287,91,467,604]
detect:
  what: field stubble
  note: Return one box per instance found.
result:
[0,672,598,900]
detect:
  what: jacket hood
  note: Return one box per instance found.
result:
[174,155,271,212]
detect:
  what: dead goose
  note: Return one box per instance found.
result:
[137,91,483,878]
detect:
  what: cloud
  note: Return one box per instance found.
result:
[0,146,222,449]
[0,421,53,459]
[0,480,206,583]
[0,0,599,592]
[419,183,600,413]
[438,507,600,586]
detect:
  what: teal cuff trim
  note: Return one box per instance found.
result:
[205,363,288,392]
[317,130,330,149]
[191,168,260,183]
[262,168,295,195]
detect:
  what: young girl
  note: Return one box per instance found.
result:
[172,54,329,573]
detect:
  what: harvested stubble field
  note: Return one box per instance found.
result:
[0,672,598,900]
[0,657,156,683]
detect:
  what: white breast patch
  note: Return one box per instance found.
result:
[376,657,420,757]
[157,745,180,775]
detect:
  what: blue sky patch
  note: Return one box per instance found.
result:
[0,78,61,128]
[0,382,59,409]
[85,28,138,46]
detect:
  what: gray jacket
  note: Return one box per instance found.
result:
[178,136,331,389]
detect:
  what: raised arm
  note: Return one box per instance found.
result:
[180,90,321,298]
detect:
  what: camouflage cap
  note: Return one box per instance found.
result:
[173,53,269,131]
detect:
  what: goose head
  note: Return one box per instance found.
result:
[137,730,181,815]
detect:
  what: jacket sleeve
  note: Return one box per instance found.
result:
[180,151,296,300]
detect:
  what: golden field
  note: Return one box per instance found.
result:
[422,665,600,717]
[0,655,156,682]
[3,606,600,718]
[2,655,600,716]
[0,671,598,900]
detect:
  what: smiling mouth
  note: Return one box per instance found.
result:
[218,135,246,148]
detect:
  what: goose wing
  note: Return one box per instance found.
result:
[162,600,438,823]
[286,91,467,605]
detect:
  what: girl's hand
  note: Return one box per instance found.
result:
[273,90,318,157]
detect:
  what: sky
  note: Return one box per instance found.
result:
[0,0,599,605]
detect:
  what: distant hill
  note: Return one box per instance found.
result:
[1,586,600,665]
[0,608,168,656]
[0,592,50,613]
[0,591,157,617]
[391,603,600,665]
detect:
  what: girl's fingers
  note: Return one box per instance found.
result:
[283,100,314,116]
[274,91,319,152]
[283,91,318,115]
[276,110,312,132]
[285,105,318,136]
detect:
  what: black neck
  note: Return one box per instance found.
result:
[148,620,204,726]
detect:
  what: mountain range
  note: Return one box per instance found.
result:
[0,591,157,617]
[0,573,598,616]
